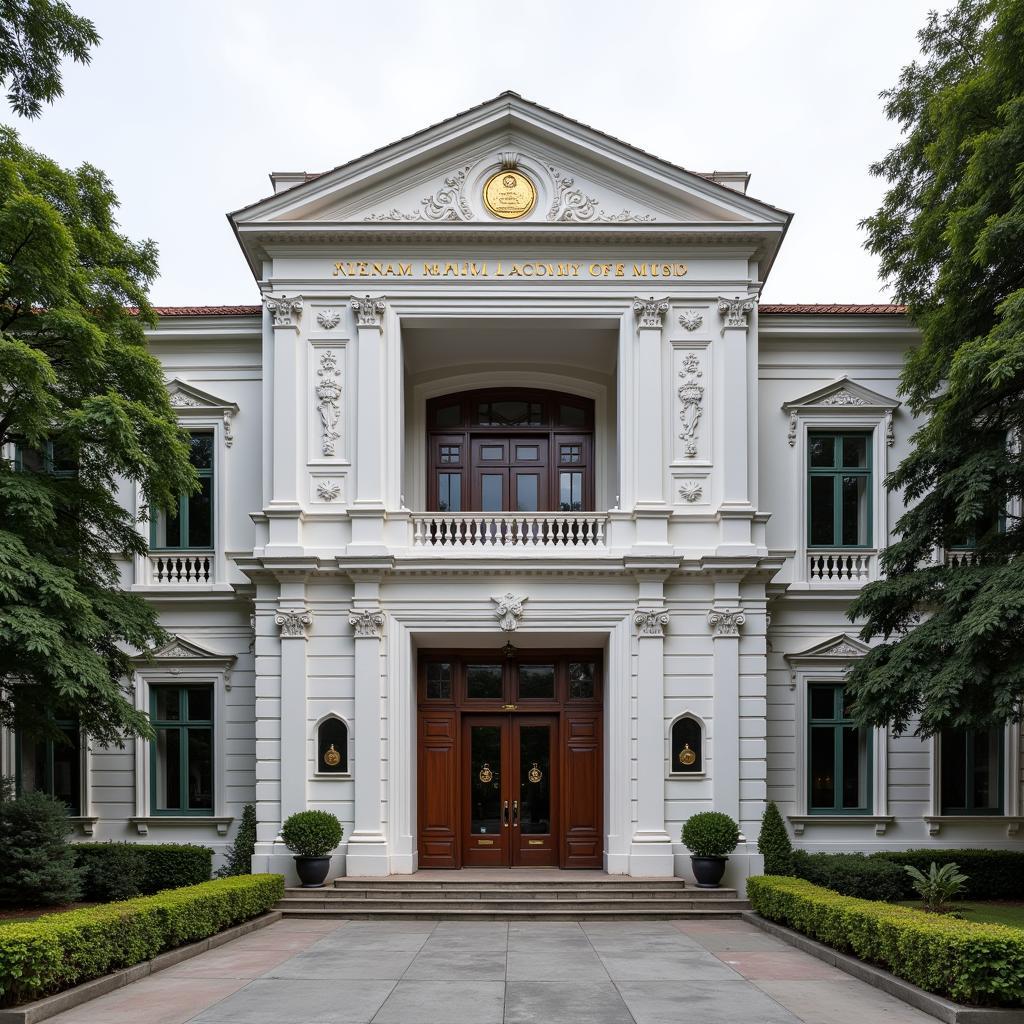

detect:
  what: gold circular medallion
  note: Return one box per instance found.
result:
[527,762,543,784]
[479,763,494,783]
[483,169,536,219]
[323,744,341,767]
[678,743,697,767]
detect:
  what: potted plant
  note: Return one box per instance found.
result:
[280,810,343,888]
[682,811,740,888]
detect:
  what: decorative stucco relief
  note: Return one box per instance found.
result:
[364,165,474,221]
[351,295,386,328]
[817,639,863,658]
[316,308,341,330]
[707,608,745,637]
[265,294,303,327]
[820,389,868,407]
[276,609,312,637]
[677,352,704,458]
[634,609,670,637]
[315,350,342,456]
[349,609,385,638]
[718,296,756,331]
[493,593,527,632]
[678,311,704,332]
[679,480,703,503]
[633,296,670,330]
[315,480,341,502]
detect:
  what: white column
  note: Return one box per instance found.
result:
[717,296,755,511]
[629,576,675,877]
[264,294,304,510]
[632,297,668,506]
[346,580,388,876]
[352,295,386,508]
[708,600,744,823]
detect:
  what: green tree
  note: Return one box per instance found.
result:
[848,0,1024,736]
[0,126,196,745]
[0,0,99,118]
[757,801,795,876]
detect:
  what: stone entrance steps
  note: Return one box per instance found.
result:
[277,877,748,920]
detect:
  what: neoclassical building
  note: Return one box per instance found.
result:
[5,93,1019,887]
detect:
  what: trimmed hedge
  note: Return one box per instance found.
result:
[792,851,906,902]
[0,874,284,1007]
[873,849,1024,901]
[74,843,212,900]
[748,875,1024,1006]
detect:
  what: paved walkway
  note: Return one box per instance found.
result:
[46,917,934,1024]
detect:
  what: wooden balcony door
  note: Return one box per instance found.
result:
[471,438,549,513]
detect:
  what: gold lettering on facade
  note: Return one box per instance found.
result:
[335,259,687,279]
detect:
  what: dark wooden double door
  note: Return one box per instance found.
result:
[417,654,603,869]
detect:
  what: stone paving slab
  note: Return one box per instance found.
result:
[40,917,942,1024]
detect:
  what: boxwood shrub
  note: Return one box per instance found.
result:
[74,843,212,900]
[792,851,906,902]
[748,875,1024,1006]
[872,849,1024,901]
[0,874,284,1007]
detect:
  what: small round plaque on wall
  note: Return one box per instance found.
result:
[323,744,341,767]
[483,169,537,219]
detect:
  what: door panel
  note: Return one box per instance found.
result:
[512,717,558,866]
[562,714,603,868]
[462,717,510,866]
[417,712,459,868]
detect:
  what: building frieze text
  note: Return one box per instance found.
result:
[332,260,688,280]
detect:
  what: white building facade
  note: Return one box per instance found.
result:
[5,94,1020,889]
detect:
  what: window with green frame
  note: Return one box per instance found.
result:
[940,726,1003,814]
[14,439,77,477]
[15,717,81,815]
[808,432,872,547]
[150,685,213,815]
[807,683,872,814]
[150,432,214,550]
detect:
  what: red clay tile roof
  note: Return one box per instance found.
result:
[150,305,262,316]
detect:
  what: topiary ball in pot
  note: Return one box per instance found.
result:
[280,810,343,887]
[682,811,740,888]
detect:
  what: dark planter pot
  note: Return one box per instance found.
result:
[690,855,728,888]
[294,855,331,888]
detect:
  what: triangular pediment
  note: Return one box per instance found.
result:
[784,633,871,664]
[232,93,789,231]
[139,635,237,666]
[166,379,238,414]
[782,377,900,413]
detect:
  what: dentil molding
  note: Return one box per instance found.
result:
[707,608,745,637]
[265,294,303,328]
[352,295,386,329]
[718,296,756,332]
[275,609,312,638]
[633,296,670,330]
[634,608,669,637]
[493,593,527,632]
[349,609,385,638]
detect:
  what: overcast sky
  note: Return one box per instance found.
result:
[14,0,942,305]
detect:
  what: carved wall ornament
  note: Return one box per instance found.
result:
[351,295,386,329]
[707,608,745,637]
[717,296,756,332]
[547,167,600,222]
[315,350,342,456]
[820,389,868,407]
[316,308,341,330]
[275,609,312,638]
[315,480,341,502]
[886,413,895,447]
[818,640,863,658]
[679,311,704,332]
[364,165,474,221]
[787,410,798,447]
[634,608,670,637]
[222,411,234,448]
[493,593,527,632]
[169,392,201,408]
[677,354,705,458]
[679,480,703,503]
[349,609,385,638]
[265,294,303,327]
[633,296,670,330]
[160,644,200,659]
[598,209,657,223]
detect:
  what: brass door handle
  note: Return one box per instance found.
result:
[502,800,509,828]
[512,800,519,827]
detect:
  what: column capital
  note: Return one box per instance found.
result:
[707,607,745,637]
[349,608,385,638]
[351,294,386,329]
[634,608,669,637]
[275,608,312,638]
[265,293,303,329]
[717,295,756,333]
[632,296,670,330]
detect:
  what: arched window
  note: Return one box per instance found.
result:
[316,717,348,774]
[670,715,703,775]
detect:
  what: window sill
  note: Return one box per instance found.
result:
[130,815,233,836]
[788,815,893,836]
[924,815,1024,837]
[312,772,352,780]
[666,772,705,780]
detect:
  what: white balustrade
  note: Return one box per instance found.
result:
[148,552,214,585]
[411,513,607,550]
[944,548,976,567]
[807,550,875,583]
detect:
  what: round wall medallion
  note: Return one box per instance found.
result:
[527,762,543,784]
[483,169,537,219]
[478,763,494,783]
[323,744,342,767]
[678,743,697,767]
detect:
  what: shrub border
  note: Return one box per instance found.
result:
[744,912,1024,1024]
[0,910,281,1024]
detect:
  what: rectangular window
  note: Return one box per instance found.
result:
[808,432,872,547]
[150,685,213,815]
[940,727,1003,814]
[16,718,81,815]
[151,432,214,550]
[14,440,77,477]
[807,683,871,814]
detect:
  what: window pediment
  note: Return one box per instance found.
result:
[782,377,900,414]
[166,380,238,447]
[141,635,236,670]
[784,633,871,665]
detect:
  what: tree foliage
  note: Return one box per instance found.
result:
[848,0,1024,736]
[0,0,99,118]
[0,126,196,745]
